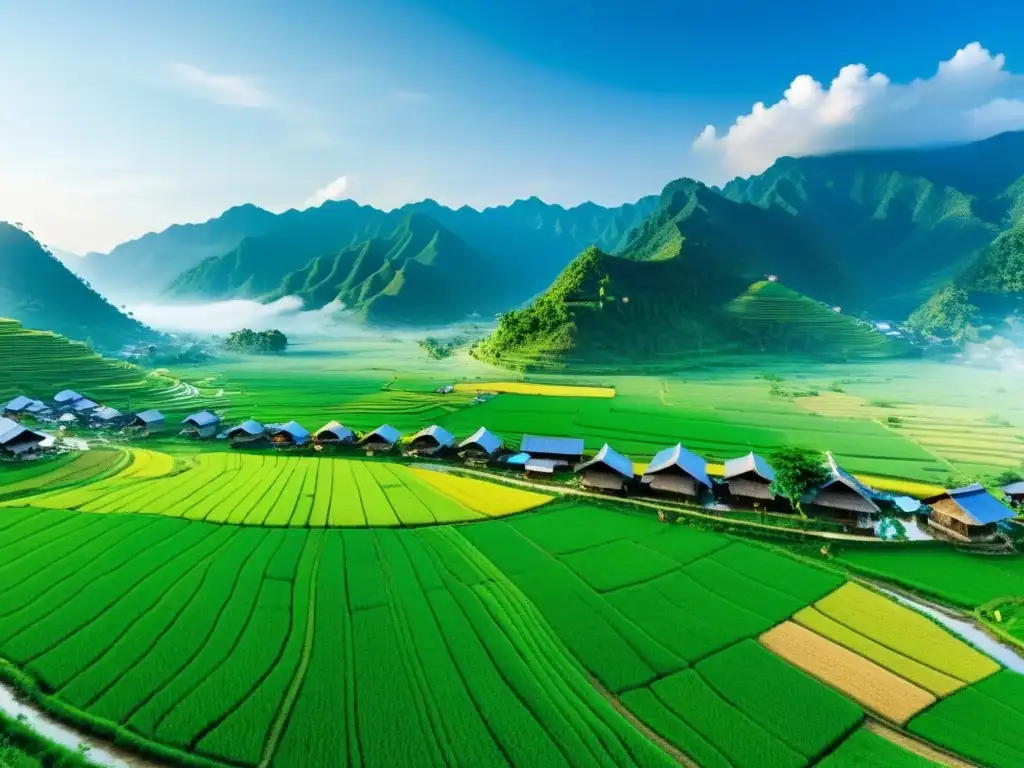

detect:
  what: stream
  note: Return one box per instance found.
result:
[879,588,1024,674]
[0,681,161,768]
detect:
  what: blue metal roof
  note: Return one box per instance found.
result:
[54,390,83,403]
[4,396,33,412]
[315,421,354,441]
[823,452,881,500]
[459,426,503,456]
[643,444,711,488]
[0,417,43,446]
[182,410,219,427]
[362,424,401,446]
[269,421,310,444]
[71,398,99,412]
[92,406,122,421]
[133,409,165,425]
[576,443,634,479]
[503,452,531,466]
[227,419,264,437]
[723,452,776,483]
[412,425,455,448]
[521,434,585,457]
[946,484,1015,525]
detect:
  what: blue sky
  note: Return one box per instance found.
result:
[1,0,1023,253]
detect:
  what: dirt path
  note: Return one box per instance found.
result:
[864,720,978,768]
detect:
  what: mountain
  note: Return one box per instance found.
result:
[722,131,1024,315]
[0,222,155,350]
[164,195,659,321]
[475,181,901,367]
[70,204,280,299]
[262,215,509,326]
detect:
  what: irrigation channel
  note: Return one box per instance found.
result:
[0,681,163,768]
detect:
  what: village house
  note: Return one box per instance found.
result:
[0,417,47,458]
[407,425,456,456]
[53,390,84,407]
[3,396,50,418]
[314,421,356,446]
[267,421,310,447]
[224,420,266,445]
[520,435,585,467]
[641,443,712,501]
[57,413,78,427]
[723,452,777,507]
[360,424,402,453]
[458,427,504,462]
[181,410,221,439]
[129,410,165,433]
[90,406,123,426]
[1004,481,1024,508]
[575,443,635,493]
[803,453,883,529]
[924,484,1016,542]
[71,398,100,416]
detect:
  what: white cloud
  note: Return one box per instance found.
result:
[168,62,272,109]
[695,42,1024,178]
[303,175,354,209]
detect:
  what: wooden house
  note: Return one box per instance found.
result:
[1004,481,1024,508]
[575,443,635,493]
[314,421,356,446]
[129,410,165,433]
[267,421,310,447]
[520,435,585,466]
[804,453,882,529]
[0,417,46,457]
[458,427,504,461]
[924,484,1016,542]
[723,452,776,507]
[408,425,456,456]
[180,410,221,439]
[359,424,402,454]
[225,419,266,445]
[641,443,711,501]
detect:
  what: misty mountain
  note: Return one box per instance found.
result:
[0,222,155,350]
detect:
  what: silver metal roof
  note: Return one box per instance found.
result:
[576,443,634,479]
[822,452,880,500]
[54,390,83,403]
[723,452,776,482]
[643,444,712,488]
[227,419,264,437]
[1004,481,1024,495]
[459,426,504,455]
[0,417,43,446]
[525,458,561,473]
[361,424,401,445]
[71,398,99,412]
[411,424,455,447]
[521,434,585,457]
[182,410,220,427]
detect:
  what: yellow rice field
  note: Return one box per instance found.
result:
[814,584,1000,683]
[794,606,964,696]
[118,449,177,480]
[412,468,554,516]
[454,381,616,398]
[761,621,936,724]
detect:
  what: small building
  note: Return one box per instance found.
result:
[408,425,456,456]
[225,419,266,445]
[502,452,531,468]
[70,398,99,415]
[315,421,356,446]
[130,410,165,432]
[1004,481,1024,508]
[924,484,1016,542]
[360,424,402,453]
[91,406,123,425]
[267,421,310,447]
[3,395,33,415]
[804,453,883,528]
[641,444,712,500]
[53,390,84,406]
[0,417,46,457]
[181,410,221,439]
[520,435,585,465]
[25,400,51,416]
[525,458,563,477]
[459,427,504,461]
[57,412,78,426]
[575,443,635,493]
[723,452,776,505]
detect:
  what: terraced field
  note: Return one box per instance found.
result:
[2,451,552,527]
[0,498,977,768]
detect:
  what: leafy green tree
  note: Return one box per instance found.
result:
[770,447,830,514]
[906,286,978,343]
[225,328,288,354]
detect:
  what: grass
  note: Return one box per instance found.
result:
[3,452,552,527]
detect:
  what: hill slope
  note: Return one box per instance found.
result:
[0,223,155,349]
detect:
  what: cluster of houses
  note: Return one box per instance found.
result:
[178,410,1021,543]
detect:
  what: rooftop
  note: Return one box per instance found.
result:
[644,444,711,488]
[521,434,585,457]
[723,452,776,483]
[576,443,634,479]
[411,424,456,448]
[459,426,503,455]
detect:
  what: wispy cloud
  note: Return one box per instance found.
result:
[168,62,273,109]
[303,175,355,209]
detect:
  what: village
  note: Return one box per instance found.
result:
[4,386,1022,547]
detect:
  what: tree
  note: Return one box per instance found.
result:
[225,328,289,355]
[906,286,978,342]
[770,447,830,514]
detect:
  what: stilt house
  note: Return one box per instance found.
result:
[129,410,165,432]
[804,453,882,528]
[924,484,1016,542]
[723,452,776,506]
[520,435,585,467]
[225,420,266,445]
[575,444,635,493]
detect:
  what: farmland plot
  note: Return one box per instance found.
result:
[1,453,551,527]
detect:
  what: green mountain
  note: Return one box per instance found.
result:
[0,222,155,350]
[261,215,510,326]
[722,131,1024,315]
[960,221,1024,295]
